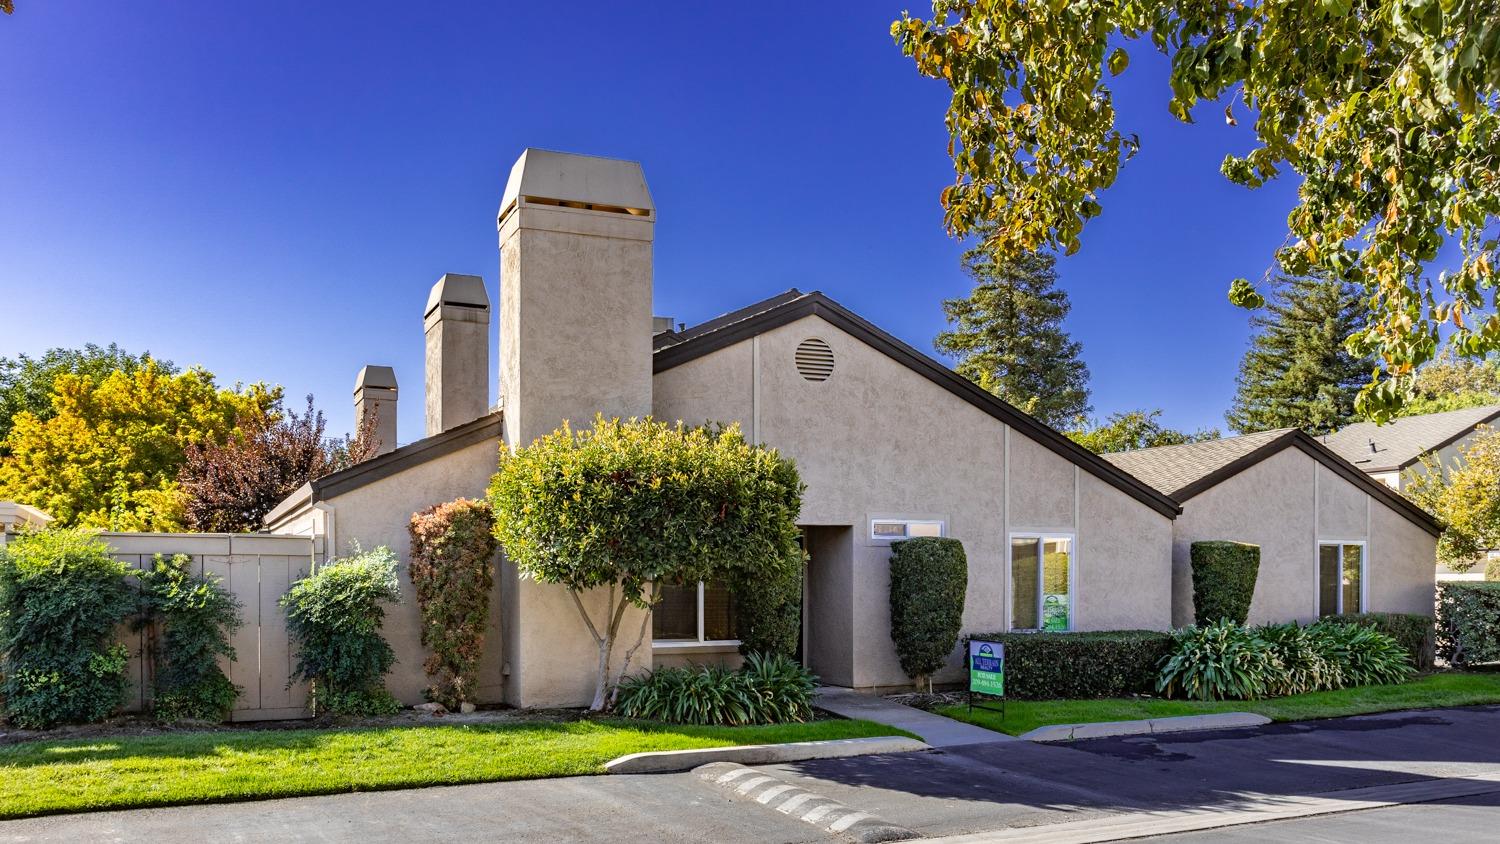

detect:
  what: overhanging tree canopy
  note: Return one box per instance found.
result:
[894,0,1500,420]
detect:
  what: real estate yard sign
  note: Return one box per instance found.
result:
[968,640,1004,697]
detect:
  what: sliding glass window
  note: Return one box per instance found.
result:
[1010,535,1073,632]
[1317,542,1364,617]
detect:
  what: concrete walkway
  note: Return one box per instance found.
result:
[814,687,1012,747]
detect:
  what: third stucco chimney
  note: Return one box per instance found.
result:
[424,273,490,436]
[354,365,398,456]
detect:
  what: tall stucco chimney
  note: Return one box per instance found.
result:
[496,148,654,448]
[496,149,655,709]
[354,365,398,456]
[424,273,490,436]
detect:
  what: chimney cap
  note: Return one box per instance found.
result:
[425,273,488,317]
[354,365,398,394]
[500,148,654,217]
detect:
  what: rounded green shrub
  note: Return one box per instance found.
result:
[1158,620,1280,701]
[1189,541,1260,626]
[0,529,135,729]
[888,537,968,692]
[139,554,243,722]
[732,561,804,659]
[408,498,498,709]
[1437,582,1500,666]
[280,546,402,717]
[613,652,816,726]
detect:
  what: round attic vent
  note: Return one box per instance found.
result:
[794,338,835,382]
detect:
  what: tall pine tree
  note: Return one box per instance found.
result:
[936,244,1090,429]
[1227,273,1372,435]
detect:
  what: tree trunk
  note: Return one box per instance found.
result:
[591,635,613,711]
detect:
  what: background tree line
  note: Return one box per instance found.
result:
[0,344,375,532]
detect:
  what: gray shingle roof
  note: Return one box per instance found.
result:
[1101,429,1296,498]
[1319,405,1500,472]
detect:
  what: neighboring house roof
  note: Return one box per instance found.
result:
[1101,429,1441,535]
[1318,404,1500,473]
[263,411,504,526]
[654,289,1183,519]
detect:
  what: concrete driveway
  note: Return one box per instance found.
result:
[5,705,1500,842]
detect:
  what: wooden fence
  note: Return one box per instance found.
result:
[101,532,325,722]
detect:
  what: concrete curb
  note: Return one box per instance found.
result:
[604,735,930,774]
[1018,712,1271,742]
[695,761,919,842]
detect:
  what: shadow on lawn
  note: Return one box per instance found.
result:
[777,705,1500,817]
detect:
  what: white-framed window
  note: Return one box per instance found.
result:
[869,519,945,544]
[652,581,738,646]
[1318,541,1366,616]
[1010,533,1075,632]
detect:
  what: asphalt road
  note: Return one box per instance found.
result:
[4,705,1500,842]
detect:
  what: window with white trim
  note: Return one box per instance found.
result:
[870,519,945,543]
[1318,541,1365,617]
[1010,534,1074,631]
[652,581,738,644]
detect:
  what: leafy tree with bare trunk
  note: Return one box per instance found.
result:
[488,416,804,711]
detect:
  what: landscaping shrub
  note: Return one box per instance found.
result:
[1487,557,1500,582]
[732,561,804,659]
[138,554,243,722]
[1437,582,1500,666]
[1256,622,1339,695]
[1158,620,1279,701]
[408,498,498,709]
[613,652,816,726]
[1326,611,1434,671]
[966,631,1175,699]
[281,546,402,717]
[888,537,968,691]
[0,529,134,728]
[1189,541,1260,626]
[1311,621,1415,686]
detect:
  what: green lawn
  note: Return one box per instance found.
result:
[0,718,909,820]
[939,672,1500,736]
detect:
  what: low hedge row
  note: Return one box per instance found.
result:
[967,630,1175,699]
[1325,611,1434,671]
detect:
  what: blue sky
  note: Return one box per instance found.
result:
[0,1,1304,441]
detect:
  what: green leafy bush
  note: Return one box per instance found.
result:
[732,561,804,659]
[280,546,402,717]
[1189,541,1260,626]
[888,537,968,691]
[1326,612,1434,671]
[1487,557,1500,582]
[1437,582,1500,666]
[1256,622,1339,696]
[966,631,1175,699]
[1311,621,1415,686]
[0,529,135,728]
[613,652,816,726]
[408,498,498,709]
[138,554,242,722]
[1158,620,1279,701]
[489,416,805,711]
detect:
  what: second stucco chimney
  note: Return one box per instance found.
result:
[354,365,398,456]
[424,273,490,436]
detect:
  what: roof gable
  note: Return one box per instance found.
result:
[1103,429,1441,535]
[654,290,1182,518]
[1320,405,1500,472]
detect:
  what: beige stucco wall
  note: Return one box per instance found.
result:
[652,313,1174,689]
[311,437,505,706]
[1169,446,1436,626]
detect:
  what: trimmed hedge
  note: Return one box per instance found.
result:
[889,537,968,690]
[1437,582,1500,666]
[733,560,804,659]
[967,630,1175,699]
[1190,541,1260,626]
[1325,611,1434,671]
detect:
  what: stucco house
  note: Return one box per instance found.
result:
[1320,404,1500,492]
[258,148,1438,709]
[262,148,1187,707]
[1103,429,1441,628]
